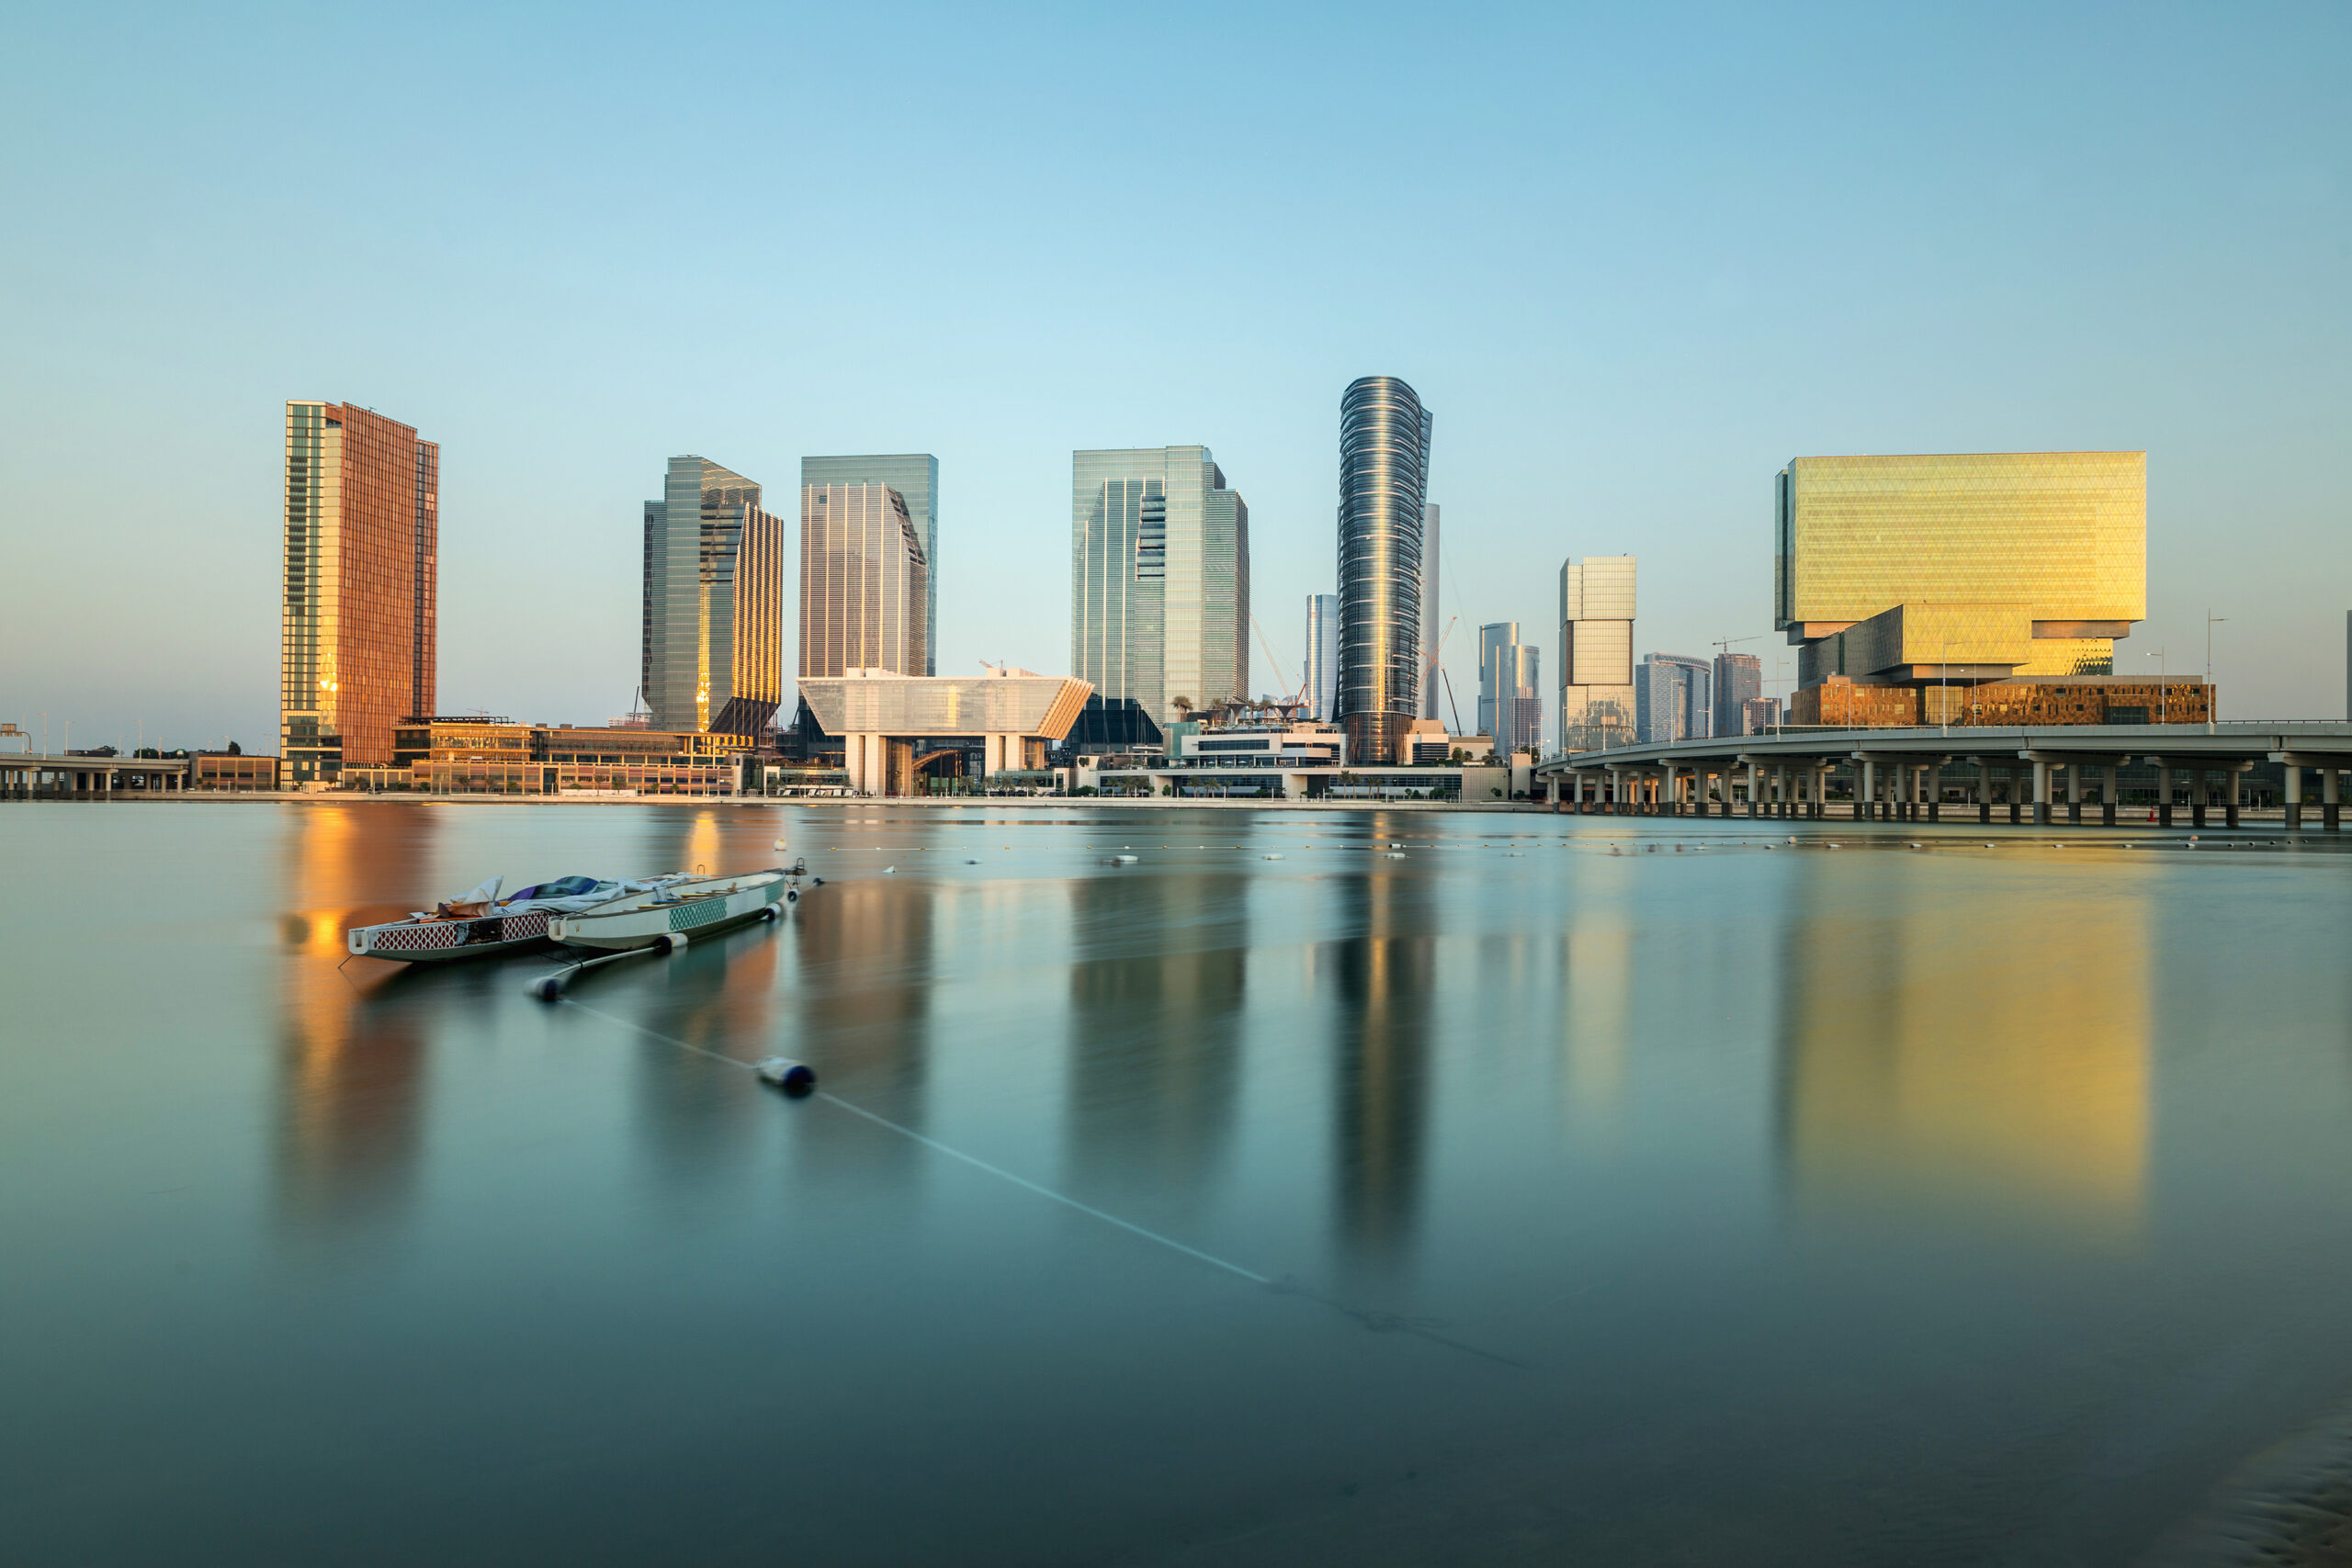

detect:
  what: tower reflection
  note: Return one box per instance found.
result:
[1062,866,1249,1210]
[1775,858,2154,1243]
[1324,854,1435,1276]
[790,874,936,1180]
[274,805,439,1243]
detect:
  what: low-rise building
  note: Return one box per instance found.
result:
[191,752,280,791]
[343,716,749,795]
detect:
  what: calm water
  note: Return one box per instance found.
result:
[6,802,2352,1565]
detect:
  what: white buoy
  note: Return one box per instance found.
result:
[756,1056,817,1096]
[1263,852,1284,860]
[773,839,788,851]
[659,932,689,953]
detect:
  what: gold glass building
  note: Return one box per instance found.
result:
[642,457,785,738]
[1774,452,2169,722]
[1558,555,1635,752]
[279,401,438,784]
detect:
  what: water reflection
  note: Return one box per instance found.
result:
[274,805,437,1242]
[1561,855,1636,1143]
[1062,868,1249,1210]
[1776,859,2154,1243]
[791,875,937,1181]
[1325,859,1435,1276]
[628,924,784,1186]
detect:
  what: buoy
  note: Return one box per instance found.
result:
[1385,852,1406,860]
[966,859,979,864]
[756,1056,817,1097]
[1910,842,1922,849]
[1786,837,1796,845]
[759,905,778,921]
[773,839,788,850]
[1263,852,1284,860]
[658,932,689,953]
[529,974,566,1001]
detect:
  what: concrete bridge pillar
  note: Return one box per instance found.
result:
[1977,761,1992,825]
[2065,763,2083,827]
[2033,759,2052,826]
[2228,767,2244,830]
[2192,770,2209,829]
[2156,764,2173,828]
[2285,763,2303,831]
[1928,762,1942,822]
[1857,759,1874,821]
[2325,768,2341,831]
[2101,764,2119,828]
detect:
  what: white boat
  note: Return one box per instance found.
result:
[548,868,797,953]
[345,874,684,964]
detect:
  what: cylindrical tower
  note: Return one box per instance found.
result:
[1336,376,1432,764]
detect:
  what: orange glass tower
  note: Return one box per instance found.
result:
[280,401,438,784]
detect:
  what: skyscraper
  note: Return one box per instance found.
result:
[279,400,438,784]
[799,483,930,679]
[1419,502,1442,718]
[1478,623,1543,756]
[1558,555,1635,752]
[1635,653,1712,744]
[641,456,784,738]
[1305,593,1340,722]
[1713,651,1763,736]
[1070,446,1250,728]
[801,456,939,674]
[1336,376,1432,764]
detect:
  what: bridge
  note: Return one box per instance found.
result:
[1533,722,2352,830]
[2,753,194,798]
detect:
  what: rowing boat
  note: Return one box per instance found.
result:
[345,874,684,964]
[548,868,797,953]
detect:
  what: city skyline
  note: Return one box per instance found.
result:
[6,7,2347,749]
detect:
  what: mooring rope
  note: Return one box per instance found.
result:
[556,997,1524,1368]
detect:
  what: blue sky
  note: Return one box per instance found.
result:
[2,1,2345,750]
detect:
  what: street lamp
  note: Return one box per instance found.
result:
[2144,648,2167,725]
[2205,612,2226,733]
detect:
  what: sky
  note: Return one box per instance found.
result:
[2,1,2346,753]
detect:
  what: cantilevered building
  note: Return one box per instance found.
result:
[1776,452,2175,726]
[1558,555,1635,752]
[800,482,930,678]
[1070,446,1249,728]
[279,400,438,784]
[1336,377,1433,764]
[642,456,785,739]
[802,456,938,674]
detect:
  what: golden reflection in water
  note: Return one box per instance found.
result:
[685,810,722,878]
[1560,852,1636,1140]
[277,804,434,1238]
[793,874,935,1188]
[1779,863,2153,1243]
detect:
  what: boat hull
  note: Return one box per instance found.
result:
[346,911,560,964]
[548,872,790,953]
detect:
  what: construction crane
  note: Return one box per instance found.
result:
[1419,615,1466,738]
[1248,613,1313,719]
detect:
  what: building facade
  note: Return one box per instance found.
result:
[797,667,1094,795]
[1558,555,1635,752]
[1304,593,1340,722]
[1636,653,1712,744]
[1777,452,2152,717]
[801,456,939,674]
[1070,446,1249,728]
[279,400,438,784]
[1713,651,1763,736]
[642,456,785,738]
[1419,502,1442,719]
[799,483,930,680]
[1477,623,1542,755]
[1336,377,1433,764]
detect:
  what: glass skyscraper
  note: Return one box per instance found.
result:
[279,400,438,784]
[1070,446,1250,728]
[1713,651,1764,737]
[1419,502,1442,719]
[1336,377,1433,764]
[1478,622,1543,757]
[1635,652,1712,744]
[799,483,930,679]
[1304,593,1340,722]
[1558,555,1635,752]
[641,456,785,738]
[802,455,939,674]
